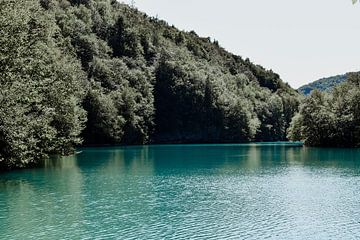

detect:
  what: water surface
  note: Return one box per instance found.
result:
[1,144,360,239]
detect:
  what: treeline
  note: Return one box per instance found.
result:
[298,74,348,95]
[288,73,360,147]
[0,0,300,169]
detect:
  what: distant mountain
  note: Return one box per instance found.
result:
[298,74,348,95]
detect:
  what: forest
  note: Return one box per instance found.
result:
[298,74,348,95]
[2,0,357,170]
[0,0,301,169]
[288,72,360,147]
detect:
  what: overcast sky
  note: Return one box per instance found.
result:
[122,0,360,88]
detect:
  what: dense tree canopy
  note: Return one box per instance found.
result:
[0,0,300,169]
[288,73,360,147]
[298,74,348,95]
[0,0,86,169]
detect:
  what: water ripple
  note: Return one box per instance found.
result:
[1,145,360,239]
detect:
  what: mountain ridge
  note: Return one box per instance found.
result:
[298,73,350,95]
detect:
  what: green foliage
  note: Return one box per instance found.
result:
[298,74,349,95]
[288,73,360,147]
[0,0,300,169]
[82,89,125,144]
[0,0,86,169]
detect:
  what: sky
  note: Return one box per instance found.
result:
[122,0,360,88]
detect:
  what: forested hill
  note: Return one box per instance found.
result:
[288,72,360,147]
[0,0,300,169]
[298,74,348,95]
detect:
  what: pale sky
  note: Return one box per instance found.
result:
[122,0,360,88]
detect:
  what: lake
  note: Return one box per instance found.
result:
[1,143,360,239]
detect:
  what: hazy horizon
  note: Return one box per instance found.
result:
[122,0,360,88]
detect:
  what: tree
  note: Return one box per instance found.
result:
[82,89,125,144]
[288,73,360,147]
[0,0,86,169]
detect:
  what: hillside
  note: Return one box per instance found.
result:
[0,0,300,169]
[288,72,360,147]
[298,74,347,95]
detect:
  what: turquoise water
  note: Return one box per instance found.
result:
[1,144,360,239]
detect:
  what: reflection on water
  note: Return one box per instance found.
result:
[0,155,84,239]
[1,144,360,239]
